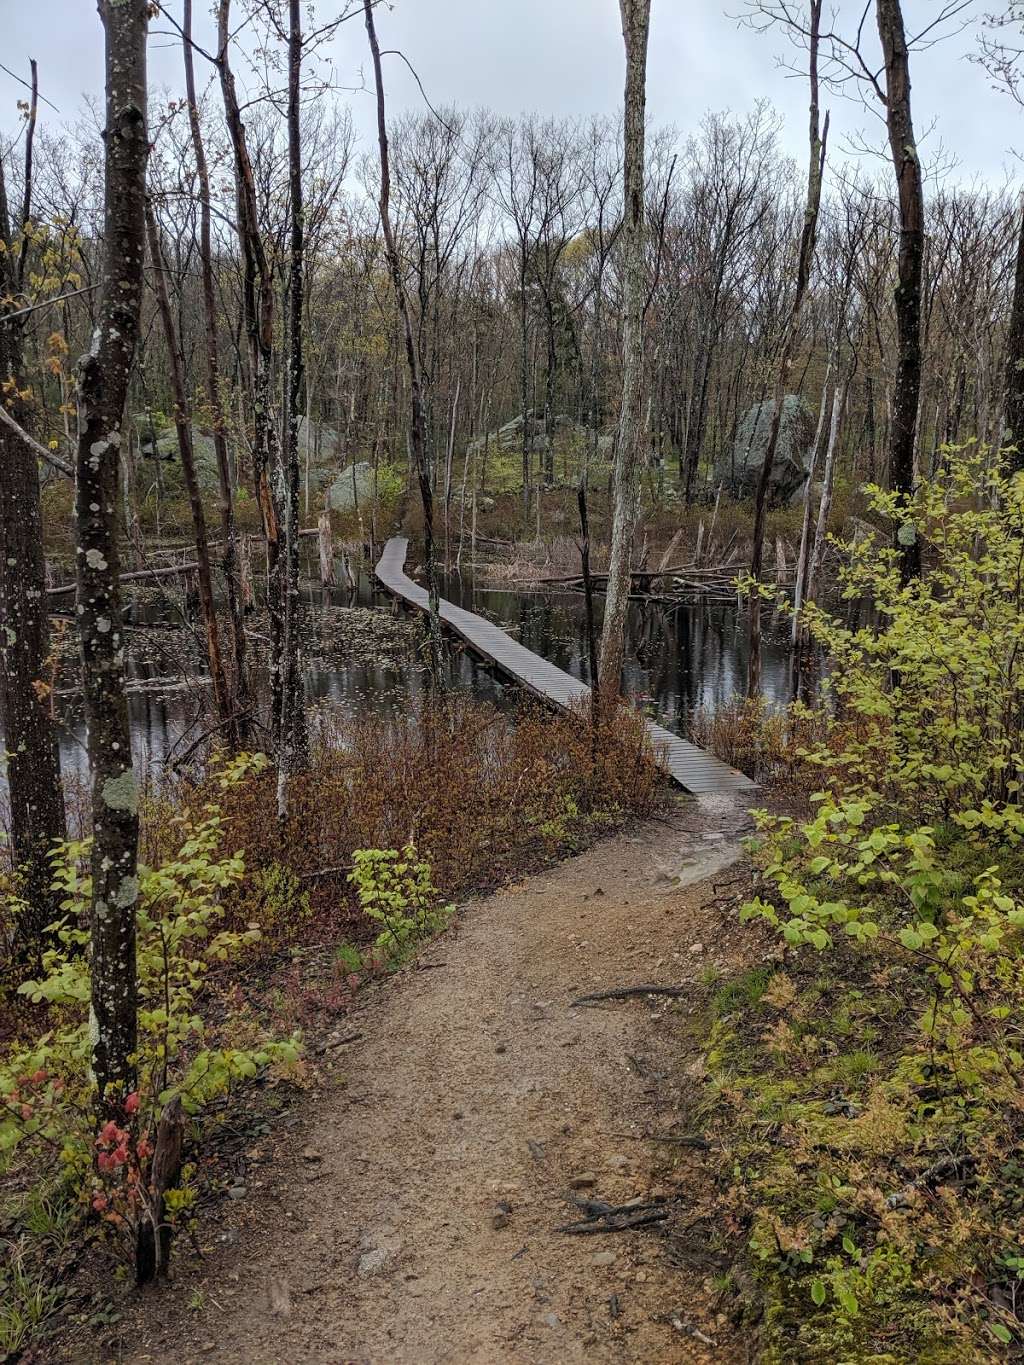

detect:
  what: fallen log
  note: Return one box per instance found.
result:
[48,562,200,594]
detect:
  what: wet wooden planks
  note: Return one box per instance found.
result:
[375,536,756,796]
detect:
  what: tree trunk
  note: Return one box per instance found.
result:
[218,0,283,741]
[0,78,66,951]
[877,0,924,579]
[363,0,444,682]
[144,202,232,742]
[279,0,309,816]
[74,0,149,1115]
[1003,196,1024,470]
[599,0,651,706]
[747,0,826,699]
[182,0,248,742]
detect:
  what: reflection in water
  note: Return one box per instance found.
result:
[11,563,794,787]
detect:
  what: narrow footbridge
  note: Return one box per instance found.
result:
[375,536,756,796]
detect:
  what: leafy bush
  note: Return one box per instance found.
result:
[348,842,453,966]
[0,753,301,1275]
[711,450,1024,1358]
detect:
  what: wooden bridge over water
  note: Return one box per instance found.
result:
[375,537,755,797]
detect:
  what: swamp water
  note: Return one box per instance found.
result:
[29,565,793,788]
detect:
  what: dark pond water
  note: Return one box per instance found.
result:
[34,563,795,787]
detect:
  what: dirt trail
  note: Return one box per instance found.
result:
[120,796,754,1365]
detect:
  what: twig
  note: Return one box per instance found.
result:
[667,1314,717,1348]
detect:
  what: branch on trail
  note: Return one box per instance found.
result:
[557,1196,670,1235]
[571,984,688,1007]
[667,1315,718,1348]
[0,402,73,478]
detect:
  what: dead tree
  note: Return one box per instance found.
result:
[143,200,232,739]
[746,0,828,699]
[217,0,286,737]
[976,7,1024,466]
[278,0,310,811]
[182,0,248,738]
[599,0,651,705]
[876,0,924,578]
[0,59,67,949]
[363,0,444,680]
[74,0,149,1115]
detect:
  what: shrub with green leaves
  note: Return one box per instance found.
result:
[719,449,1024,1358]
[0,752,301,1259]
[781,448,1024,817]
[348,842,453,966]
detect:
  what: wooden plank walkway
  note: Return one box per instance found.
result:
[375,537,756,796]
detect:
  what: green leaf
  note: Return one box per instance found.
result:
[810,1280,826,1307]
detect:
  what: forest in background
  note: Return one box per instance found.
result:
[5,0,1024,1359]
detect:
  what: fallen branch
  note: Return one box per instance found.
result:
[0,402,73,478]
[571,984,687,1007]
[557,1196,670,1235]
[48,562,200,594]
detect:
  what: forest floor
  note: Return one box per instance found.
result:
[79,793,766,1365]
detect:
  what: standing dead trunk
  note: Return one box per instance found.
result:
[182,0,248,741]
[599,0,651,706]
[1002,197,1024,470]
[807,379,845,604]
[0,66,66,951]
[278,0,309,816]
[877,0,924,579]
[791,366,831,645]
[144,202,232,743]
[363,0,444,681]
[747,0,827,699]
[217,0,284,739]
[74,0,149,1115]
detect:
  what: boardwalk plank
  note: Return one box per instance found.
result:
[375,537,756,796]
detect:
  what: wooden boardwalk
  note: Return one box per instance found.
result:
[375,537,755,796]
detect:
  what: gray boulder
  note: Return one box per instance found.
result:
[718,395,816,503]
[328,461,374,511]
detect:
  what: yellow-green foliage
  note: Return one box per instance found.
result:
[0,753,301,1213]
[714,450,1024,1359]
[348,841,453,967]
[794,448,1024,814]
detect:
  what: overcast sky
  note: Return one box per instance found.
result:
[1,1,1020,188]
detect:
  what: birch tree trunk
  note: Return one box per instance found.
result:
[74,0,149,1114]
[598,0,651,705]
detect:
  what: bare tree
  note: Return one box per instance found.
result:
[182,0,248,740]
[976,6,1024,465]
[0,60,66,949]
[363,0,444,679]
[599,0,651,704]
[74,0,149,1115]
[746,0,828,698]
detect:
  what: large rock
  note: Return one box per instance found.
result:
[327,460,374,511]
[718,395,816,503]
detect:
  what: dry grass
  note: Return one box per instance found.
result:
[174,693,663,948]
